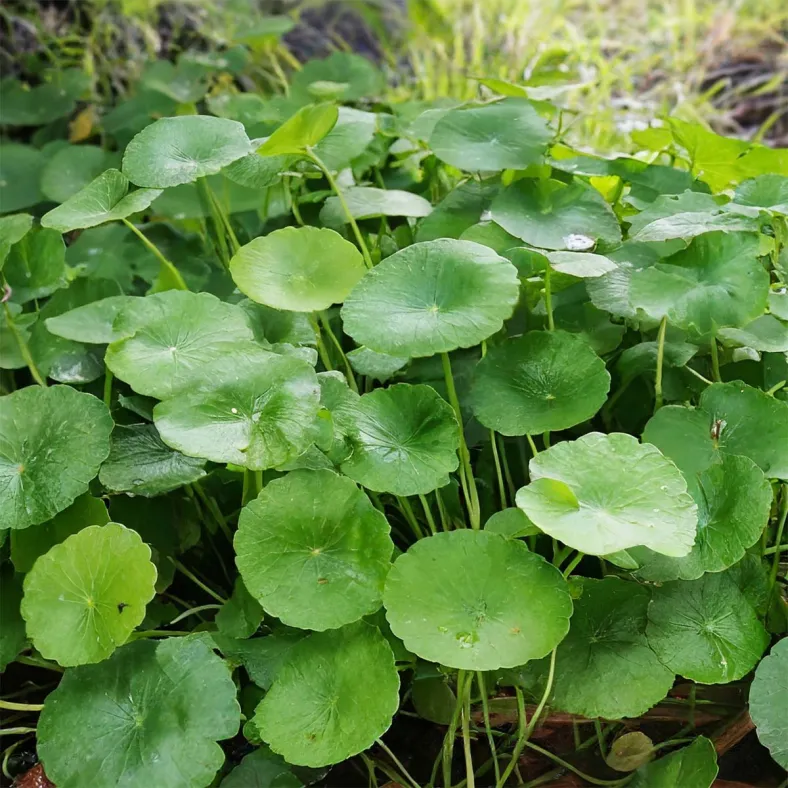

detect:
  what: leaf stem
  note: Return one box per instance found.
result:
[461,671,475,788]
[306,147,373,269]
[526,434,539,457]
[168,604,222,625]
[443,670,467,788]
[765,380,787,397]
[318,311,358,392]
[397,496,425,540]
[544,265,555,331]
[0,701,44,713]
[709,336,722,382]
[122,219,188,290]
[375,738,421,788]
[562,551,584,578]
[442,352,480,529]
[3,303,46,386]
[490,430,507,509]
[685,365,713,386]
[418,493,438,535]
[14,655,63,673]
[0,728,36,737]
[654,315,668,412]
[767,483,788,605]
[103,369,113,408]
[169,558,228,604]
[191,481,233,543]
[477,671,501,785]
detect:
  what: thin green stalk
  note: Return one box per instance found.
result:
[498,434,516,503]
[461,672,475,788]
[242,468,263,506]
[526,434,539,457]
[0,728,36,737]
[490,430,507,509]
[562,552,584,578]
[766,380,787,397]
[375,739,421,788]
[398,496,425,540]
[419,493,438,535]
[206,185,241,254]
[543,431,551,450]
[168,604,222,625]
[169,558,228,604]
[14,655,63,673]
[544,266,555,331]
[443,670,467,788]
[3,303,46,386]
[129,629,192,639]
[594,719,607,757]
[685,365,713,386]
[654,315,668,412]
[0,700,44,713]
[285,175,305,226]
[198,179,231,267]
[319,311,358,392]
[103,369,113,408]
[436,488,451,532]
[519,740,628,786]
[768,484,788,604]
[477,672,501,786]
[191,481,233,543]
[442,352,480,529]
[709,337,722,382]
[122,219,188,290]
[307,147,373,269]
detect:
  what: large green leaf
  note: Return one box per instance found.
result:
[490,179,622,250]
[235,469,393,630]
[632,455,772,581]
[154,351,320,470]
[21,523,156,666]
[339,383,460,496]
[342,239,520,357]
[99,424,207,497]
[383,530,572,670]
[734,174,788,214]
[630,737,718,788]
[105,291,258,399]
[516,432,697,556]
[749,638,788,769]
[521,578,675,719]
[45,295,136,344]
[471,330,610,436]
[0,386,113,530]
[40,145,116,204]
[253,621,399,766]
[122,115,252,187]
[646,571,769,683]
[38,636,240,788]
[41,169,162,233]
[230,226,365,312]
[719,314,788,352]
[428,99,550,171]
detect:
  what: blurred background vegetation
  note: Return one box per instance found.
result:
[1,0,786,149]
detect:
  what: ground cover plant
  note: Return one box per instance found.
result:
[1,40,788,788]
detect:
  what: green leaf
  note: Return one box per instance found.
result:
[484,507,540,539]
[99,424,207,496]
[347,347,409,382]
[490,179,622,251]
[38,636,240,788]
[339,383,460,496]
[0,70,88,126]
[0,213,34,269]
[4,227,67,304]
[220,746,303,788]
[769,290,788,321]
[215,578,264,640]
[0,304,36,370]
[342,239,520,357]
[718,314,788,352]
[291,53,384,103]
[518,578,675,719]
[383,530,572,670]
[632,211,760,242]
[230,226,365,312]
[213,630,306,690]
[0,143,45,212]
[45,295,135,344]
[749,638,788,769]
[0,386,113,530]
[21,523,156,666]
[320,187,433,225]
[123,116,252,187]
[154,351,320,470]
[235,469,393,630]
[428,99,550,171]
[41,169,162,233]
[0,568,26,671]
[630,737,718,788]
[257,103,338,155]
[412,676,457,725]
[10,494,109,574]
[515,432,697,556]
[616,340,697,385]
[734,174,788,214]
[605,732,655,772]
[223,150,289,189]
[253,621,399,766]
[471,330,610,436]
[312,107,378,171]
[416,180,498,243]
[642,406,721,478]
[632,455,772,581]
[646,571,769,683]
[105,291,258,399]
[544,251,618,278]
[40,145,116,204]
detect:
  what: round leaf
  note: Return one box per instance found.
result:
[383,530,572,670]
[0,386,113,530]
[734,174,788,214]
[320,187,432,225]
[471,330,610,436]
[105,291,257,399]
[521,578,675,719]
[40,145,114,204]
[646,571,769,683]
[347,347,409,382]
[484,508,540,539]
[490,179,622,251]
[154,351,320,470]
[749,638,788,769]
[38,636,240,788]
[515,432,697,556]
[718,314,788,352]
[339,383,460,496]
[257,103,338,155]
[235,469,393,630]
[122,115,252,187]
[220,746,302,788]
[0,143,45,212]
[21,523,156,666]
[342,239,520,357]
[253,621,400,766]
[545,251,617,278]
[606,732,655,772]
[230,226,365,312]
[429,98,550,171]
[630,737,718,788]
[45,295,135,344]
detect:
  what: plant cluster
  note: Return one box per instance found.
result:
[1,45,788,788]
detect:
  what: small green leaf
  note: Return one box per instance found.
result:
[544,251,617,278]
[320,187,432,225]
[40,145,116,204]
[718,314,788,352]
[257,103,338,155]
[630,737,717,788]
[4,227,67,304]
[347,347,409,382]
[45,295,135,344]
[0,143,45,212]
[734,174,788,214]
[484,508,540,539]
[21,523,157,666]
[0,213,34,269]
[749,638,788,769]
[220,746,303,788]
[606,732,655,772]
[216,578,264,640]
[0,568,26,671]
